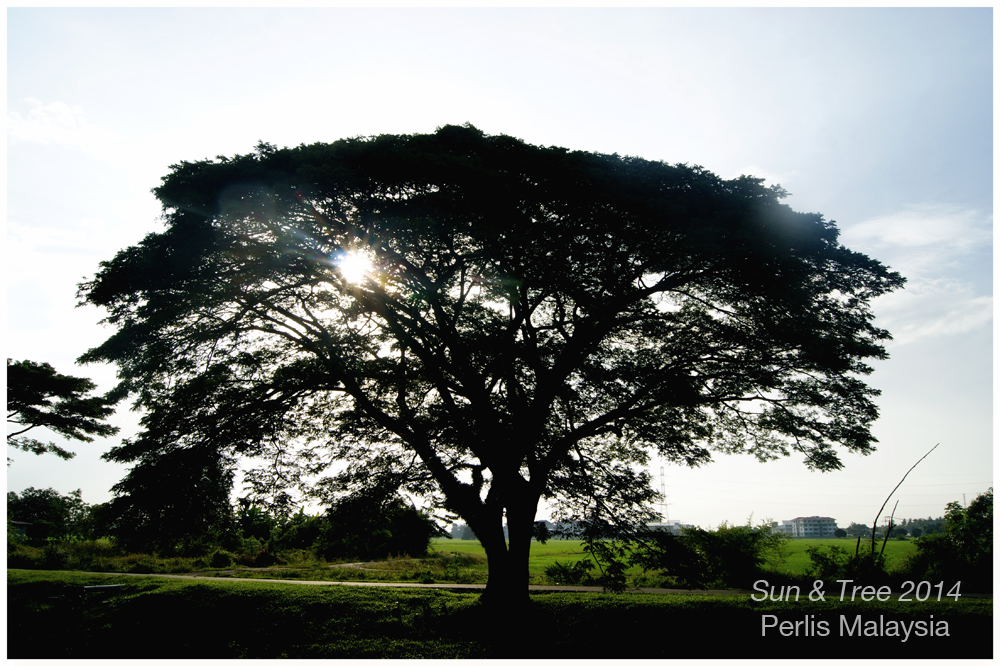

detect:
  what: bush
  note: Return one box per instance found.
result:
[41,542,71,569]
[631,520,789,590]
[805,544,887,585]
[315,494,443,561]
[7,543,44,569]
[210,550,235,568]
[545,560,594,585]
[896,489,992,593]
[233,548,284,568]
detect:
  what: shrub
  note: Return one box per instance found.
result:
[234,548,284,568]
[315,494,443,561]
[545,560,594,585]
[41,542,71,569]
[210,550,235,568]
[7,543,44,569]
[631,520,788,590]
[896,488,992,593]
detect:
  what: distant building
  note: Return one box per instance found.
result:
[774,521,795,536]
[784,516,838,538]
[646,520,693,535]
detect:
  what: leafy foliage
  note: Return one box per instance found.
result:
[77,125,904,602]
[805,544,888,585]
[6,359,118,464]
[630,520,789,589]
[900,488,993,592]
[97,446,236,555]
[316,492,444,561]
[7,487,97,543]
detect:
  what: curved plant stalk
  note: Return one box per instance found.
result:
[870,443,939,555]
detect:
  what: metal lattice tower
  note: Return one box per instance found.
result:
[660,467,670,524]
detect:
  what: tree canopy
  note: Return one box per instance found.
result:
[7,359,119,465]
[78,124,904,605]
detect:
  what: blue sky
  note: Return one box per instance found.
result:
[6,8,992,529]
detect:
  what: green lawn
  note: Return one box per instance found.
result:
[779,538,918,575]
[431,536,921,579]
[432,538,590,575]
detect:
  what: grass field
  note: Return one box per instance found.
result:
[7,535,921,590]
[432,538,590,574]
[431,537,919,578]
[779,538,918,575]
[8,570,991,659]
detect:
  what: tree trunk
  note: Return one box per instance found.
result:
[477,492,539,609]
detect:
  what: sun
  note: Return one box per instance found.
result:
[336,251,374,284]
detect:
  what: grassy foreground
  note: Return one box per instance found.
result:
[8,570,991,659]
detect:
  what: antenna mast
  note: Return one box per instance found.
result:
[660,467,670,524]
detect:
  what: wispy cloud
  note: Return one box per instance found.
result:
[841,204,991,275]
[871,278,992,346]
[841,205,992,345]
[7,98,127,159]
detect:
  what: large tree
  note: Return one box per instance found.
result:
[7,359,119,465]
[78,125,903,606]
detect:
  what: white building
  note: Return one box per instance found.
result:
[784,516,838,538]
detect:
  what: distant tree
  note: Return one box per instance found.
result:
[834,528,847,538]
[892,526,908,539]
[77,125,904,607]
[533,520,550,544]
[236,502,278,542]
[6,359,118,465]
[909,527,922,538]
[845,522,870,538]
[270,508,324,552]
[98,446,236,554]
[316,491,443,560]
[7,487,94,542]
[908,516,945,536]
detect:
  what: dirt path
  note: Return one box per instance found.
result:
[47,569,753,595]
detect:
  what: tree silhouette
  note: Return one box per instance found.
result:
[78,125,904,606]
[7,359,118,465]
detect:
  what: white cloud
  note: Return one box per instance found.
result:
[840,205,992,346]
[871,278,992,346]
[7,97,126,159]
[840,204,991,271]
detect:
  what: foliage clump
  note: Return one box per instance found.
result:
[898,488,992,592]
[315,493,444,561]
[6,359,118,464]
[629,520,789,590]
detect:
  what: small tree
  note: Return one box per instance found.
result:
[316,492,443,561]
[834,528,847,538]
[909,527,922,538]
